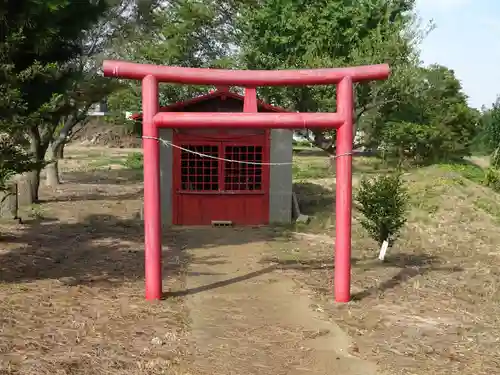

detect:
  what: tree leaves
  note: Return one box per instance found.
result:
[107,0,241,117]
[378,65,479,162]
[0,0,109,195]
[355,172,409,246]
[237,0,425,153]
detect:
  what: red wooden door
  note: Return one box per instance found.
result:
[172,131,269,225]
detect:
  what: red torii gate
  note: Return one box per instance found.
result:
[102,60,390,303]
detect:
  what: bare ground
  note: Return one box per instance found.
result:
[175,227,377,375]
[2,146,500,374]
[0,160,190,374]
[281,155,500,375]
[0,146,380,375]
[0,264,189,374]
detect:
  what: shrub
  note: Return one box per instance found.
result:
[355,172,409,247]
[483,167,500,192]
[491,147,500,170]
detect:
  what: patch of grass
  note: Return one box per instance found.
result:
[122,152,143,170]
[293,145,316,151]
[483,168,500,192]
[409,190,441,214]
[292,164,332,179]
[89,157,125,168]
[438,161,484,184]
[474,197,500,221]
[293,155,331,179]
[28,203,45,219]
[406,168,460,213]
[353,156,393,174]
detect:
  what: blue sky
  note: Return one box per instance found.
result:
[416,0,500,109]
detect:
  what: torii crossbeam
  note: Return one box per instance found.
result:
[102,60,390,303]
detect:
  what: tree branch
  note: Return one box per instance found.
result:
[52,103,93,149]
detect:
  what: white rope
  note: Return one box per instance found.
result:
[142,135,353,166]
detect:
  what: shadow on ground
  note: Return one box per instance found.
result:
[259,252,464,302]
[163,247,464,301]
[62,168,143,185]
[294,182,334,216]
[0,216,287,286]
[38,169,144,203]
[0,213,464,303]
[293,149,328,157]
[350,253,463,300]
[43,191,142,203]
[1,215,169,285]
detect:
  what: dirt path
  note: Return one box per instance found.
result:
[178,228,379,375]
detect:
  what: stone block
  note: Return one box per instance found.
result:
[0,182,18,219]
[16,175,33,206]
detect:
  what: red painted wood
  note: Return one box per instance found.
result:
[103,59,390,86]
[154,112,344,129]
[243,87,258,112]
[335,77,354,302]
[175,195,267,225]
[141,75,162,300]
[131,90,289,120]
[172,130,269,226]
[104,57,390,302]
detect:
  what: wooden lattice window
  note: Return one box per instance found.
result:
[224,145,263,191]
[180,145,219,191]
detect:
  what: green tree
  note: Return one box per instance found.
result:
[480,97,500,167]
[43,0,151,186]
[237,0,426,153]
[0,0,108,201]
[106,0,242,122]
[486,99,500,147]
[380,65,479,163]
[478,97,500,188]
[471,106,495,155]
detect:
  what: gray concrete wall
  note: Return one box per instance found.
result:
[159,128,173,226]
[269,129,293,223]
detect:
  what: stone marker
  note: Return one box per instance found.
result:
[0,182,18,219]
[16,175,33,206]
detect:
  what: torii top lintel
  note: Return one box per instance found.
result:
[102,60,390,86]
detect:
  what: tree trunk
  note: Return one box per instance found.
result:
[28,168,41,203]
[28,126,49,203]
[56,142,65,159]
[45,143,61,186]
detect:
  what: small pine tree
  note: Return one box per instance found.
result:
[355,172,409,247]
